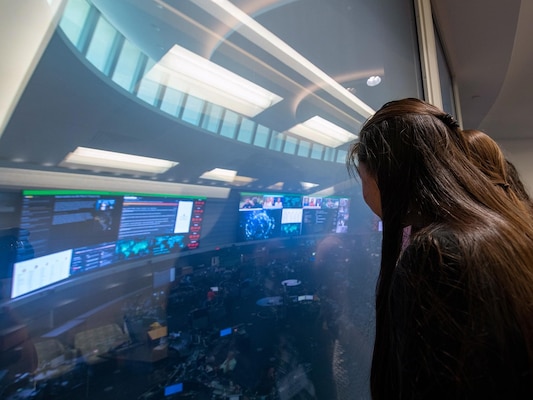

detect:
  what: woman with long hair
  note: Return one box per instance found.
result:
[463,128,533,211]
[347,98,533,399]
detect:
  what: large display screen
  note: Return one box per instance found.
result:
[238,192,350,242]
[10,190,206,298]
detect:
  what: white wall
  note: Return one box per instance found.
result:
[498,139,533,196]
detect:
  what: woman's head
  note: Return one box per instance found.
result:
[347,98,485,229]
[346,98,533,279]
[462,129,508,187]
[351,99,533,399]
[463,129,533,210]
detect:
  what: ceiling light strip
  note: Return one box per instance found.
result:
[61,147,178,174]
[147,45,282,117]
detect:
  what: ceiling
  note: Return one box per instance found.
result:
[1,0,531,197]
[432,0,533,140]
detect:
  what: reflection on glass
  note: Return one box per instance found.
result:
[0,0,422,398]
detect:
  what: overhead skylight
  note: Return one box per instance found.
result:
[287,116,358,147]
[146,45,283,118]
[60,147,178,175]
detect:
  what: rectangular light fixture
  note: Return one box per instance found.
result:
[146,45,283,118]
[267,182,284,190]
[60,147,178,175]
[199,168,237,182]
[199,168,256,186]
[300,181,319,190]
[287,116,358,147]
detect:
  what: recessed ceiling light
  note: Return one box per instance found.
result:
[366,76,381,87]
[301,181,319,190]
[267,182,284,190]
[199,168,256,185]
[146,45,283,118]
[60,147,178,175]
[287,116,358,147]
[200,168,237,182]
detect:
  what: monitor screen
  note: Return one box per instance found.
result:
[10,190,206,298]
[220,327,233,337]
[164,382,183,396]
[238,192,350,242]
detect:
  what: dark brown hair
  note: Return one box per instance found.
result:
[463,129,533,211]
[347,98,533,398]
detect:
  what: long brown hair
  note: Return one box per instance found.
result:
[462,128,532,211]
[347,98,533,398]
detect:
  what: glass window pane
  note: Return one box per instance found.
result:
[310,143,324,160]
[297,140,311,157]
[201,103,224,133]
[5,0,425,399]
[59,0,91,46]
[160,87,185,117]
[283,136,298,155]
[436,28,456,116]
[112,40,142,92]
[85,16,116,72]
[324,147,335,162]
[220,110,240,139]
[254,124,270,148]
[237,119,255,144]
[336,149,347,163]
[136,59,160,106]
[269,131,284,151]
[181,95,205,126]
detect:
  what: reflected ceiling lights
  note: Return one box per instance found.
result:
[200,168,256,186]
[146,45,283,117]
[267,182,284,190]
[191,0,375,119]
[287,116,358,147]
[60,147,178,175]
[367,76,381,87]
[300,181,319,190]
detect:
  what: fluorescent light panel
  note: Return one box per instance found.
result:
[60,147,178,175]
[300,181,319,190]
[200,168,256,185]
[232,176,256,186]
[267,182,284,190]
[288,116,357,147]
[200,168,237,182]
[146,45,282,117]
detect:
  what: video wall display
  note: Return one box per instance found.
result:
[10,190,206,298]
[238,192,350,242]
